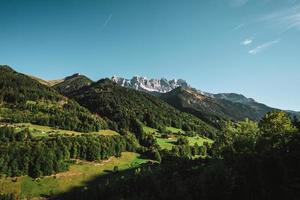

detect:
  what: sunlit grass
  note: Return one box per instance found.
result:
[143,126,158,134]
[14,123,119,137]
[156,137,177,150]
[187,136,214,146]
[142,125,213,150]
[166,126,185,134]
[0,152,148,198]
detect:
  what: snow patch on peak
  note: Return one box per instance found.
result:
[111,76,190,93]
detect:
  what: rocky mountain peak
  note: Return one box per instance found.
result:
[111,76,190,93]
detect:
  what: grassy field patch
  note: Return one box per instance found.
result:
[142,125,213,150]
[156,137,177,150]
[13,123,119,137]
[187,136,214,146]
[156,134,213,150]
[143,126,158,134]
[166,127,185,134]
[0,152,148,198]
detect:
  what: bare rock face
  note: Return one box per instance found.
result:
[111,76,189,93]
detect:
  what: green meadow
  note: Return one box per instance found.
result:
[0,152,148,198]
[143,125,213,150]
[12,123,119,137]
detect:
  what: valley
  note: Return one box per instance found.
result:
[0,65,299,200]
[1,1,300,199]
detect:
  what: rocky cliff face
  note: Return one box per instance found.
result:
[111,76,189,93]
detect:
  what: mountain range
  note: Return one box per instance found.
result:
[24,71,300,128]
[110,76,300,122]
[111,76,190,93]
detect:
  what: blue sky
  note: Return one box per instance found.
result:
[0,0,299,111]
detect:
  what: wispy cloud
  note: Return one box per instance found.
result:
[259,4,300,33]
[248,39,280,55]
[102,14,112,29]
[241,38,253,45]
[231,23,245,31]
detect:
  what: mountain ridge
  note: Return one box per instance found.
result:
[111,76,191,93]
[112,76,300,120]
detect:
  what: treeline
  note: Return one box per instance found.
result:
[0,65,107,132]
[0,127,138,178]
[54,111,300,200]
[66,79,217,138]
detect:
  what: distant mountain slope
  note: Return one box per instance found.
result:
[0,65,107,132]
[160,87,265,127]
[113,76,299,121]
[213,93,300,119]
[213,93,276,116]
[53,73,93,95]
[161,87,300,123]
[61,78,217,137]
[213,93,256,104]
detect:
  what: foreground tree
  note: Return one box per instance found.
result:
[259,111,296,135]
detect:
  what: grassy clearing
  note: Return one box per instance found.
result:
[13,123,119,137]
[142,125,213,150]
[156,135,213,150]
[156,137,177,150]
[187,136,214,146]
[143,126,158,134]
[0,152,148,198]
[143,126,184,135]
[166,127,185,134]
[98,129,120,136]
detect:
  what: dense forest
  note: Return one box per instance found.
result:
[53,111,300,200]
[0,126,139,178]
[0,66,107,132]
[63,78,217,138]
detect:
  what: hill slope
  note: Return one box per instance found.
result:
[53,73,93,95]
[0,65,107,132]
[160,87,277,126]
[60,78,217,138]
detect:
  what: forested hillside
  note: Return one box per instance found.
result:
[0,66,107,132]
[0,126,138,178]
[160,87,275,127]
[53,73,93,95]
[61,78,217,138]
